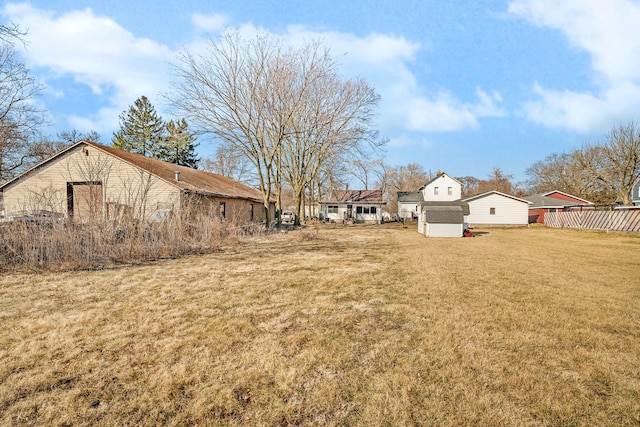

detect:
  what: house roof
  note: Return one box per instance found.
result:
[1,141,267,203]
[422,205,464,224]
[419,172,462,190]
[397,191,423,203]
[322,189,386,204]
[462,190,531,205]
[523,192,593,209]
[419,200,470,215]
[541,190,593,205]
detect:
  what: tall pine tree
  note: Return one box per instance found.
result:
[112,96,164,157]
[158,119,199,168]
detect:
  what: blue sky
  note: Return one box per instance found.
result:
[3,0,640,184]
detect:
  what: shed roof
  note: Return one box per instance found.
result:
[419,200,470,215]
[422,205,464,224]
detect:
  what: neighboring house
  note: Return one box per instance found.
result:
[397,191,423,220]
[0,140,273,223]
[632,178,640,206]
[418,204,467,237]
[462,191,530,226]
[420,172,462,202]
[523,191,594,224]
[321,189,385,223]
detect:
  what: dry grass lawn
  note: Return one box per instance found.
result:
[1,223,639,426]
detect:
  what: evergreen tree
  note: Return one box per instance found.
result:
[112,96,164,157]
[157,119,199,168]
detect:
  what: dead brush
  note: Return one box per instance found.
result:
[297,222,321,241]
[0,210,260,272]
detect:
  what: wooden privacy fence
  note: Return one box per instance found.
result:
[545,209,640,232]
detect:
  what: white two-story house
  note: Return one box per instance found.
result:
[420,172,462,202]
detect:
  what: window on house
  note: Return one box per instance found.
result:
[363,206,370,214]
[370,206,377,214]
[220,202,226,218]
[249,204,254,221]
[434,187,439,195]
[328,205,338,213]
[356,206,363,214]
[490,207,496,215]
[448,187,452,195]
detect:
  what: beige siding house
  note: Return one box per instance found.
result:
[0,141,272,223]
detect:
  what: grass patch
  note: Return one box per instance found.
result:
[1,224,639,425]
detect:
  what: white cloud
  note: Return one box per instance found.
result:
[2,2,175,133]
[2,2,504,138]
[192,13,228,33]
[266,26,506,133]
[509,0,640,132]
[405,89,506,132]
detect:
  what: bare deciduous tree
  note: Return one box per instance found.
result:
[378,163,428,214]
[168,31,293,226]
[525,151,604,201]
[167,31,381,227]
[0,29,47,182]
[575,122,640,205]
[200,144,255,186]
[279,43,381,224]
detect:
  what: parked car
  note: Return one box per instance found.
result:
[281,211,295,223]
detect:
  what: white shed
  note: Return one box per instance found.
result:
[463,191,530,226]
[419,205,464,237]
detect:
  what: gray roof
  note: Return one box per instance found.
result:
[321,189,385,204]
[523,193,591,208]
[422,205,464,224]
[419,200,470,215]
[397,191,423,203]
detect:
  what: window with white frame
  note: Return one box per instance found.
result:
[448,187,452,195]
[328,205,338,213]
[490,207,496,215]
[434,187,439,195]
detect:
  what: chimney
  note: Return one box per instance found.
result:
[175,171,180,181]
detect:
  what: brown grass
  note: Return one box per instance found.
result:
[1,223,639,426]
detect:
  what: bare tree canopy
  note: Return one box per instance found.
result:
[0,25,47,182]
[575,122,640,205]
[525,121,640,205]
[377,162,428,214]
[200,144,255,186]
[166,30,381,226]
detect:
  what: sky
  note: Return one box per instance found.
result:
[3,0,640,185]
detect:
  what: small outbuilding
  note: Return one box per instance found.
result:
[419,205,464,237]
